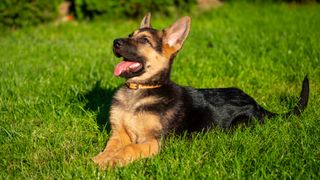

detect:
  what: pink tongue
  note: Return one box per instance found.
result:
[114,61,142,76]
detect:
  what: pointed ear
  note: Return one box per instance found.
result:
[163,16,191,51]
[140,12,151,28]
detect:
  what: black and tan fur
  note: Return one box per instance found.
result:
[93,13,309,168]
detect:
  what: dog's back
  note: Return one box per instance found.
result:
[177,76,309,132]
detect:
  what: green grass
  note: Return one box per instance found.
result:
[1,2,320,179]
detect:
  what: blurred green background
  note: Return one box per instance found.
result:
[0,0,196,29]
[1,0,319,29]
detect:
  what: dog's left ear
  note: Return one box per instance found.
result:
[163,16,191,51]
[140,12,151,28]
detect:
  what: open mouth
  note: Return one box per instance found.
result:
[114,58,144,77]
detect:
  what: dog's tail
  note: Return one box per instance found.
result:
[264,75,309,118]
[285,75,310,117]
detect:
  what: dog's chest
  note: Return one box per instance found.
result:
[110,88,162,143]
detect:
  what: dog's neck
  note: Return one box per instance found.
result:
[126,67,172,90]
[124,55,177,90]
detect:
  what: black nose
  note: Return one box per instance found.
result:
[113,39,125,48]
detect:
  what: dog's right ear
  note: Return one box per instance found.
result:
[163,16,191,53]
[140,12,151,29]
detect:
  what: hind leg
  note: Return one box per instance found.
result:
[224,106,268,129]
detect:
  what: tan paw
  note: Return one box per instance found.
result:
[92,152,112,167]
[106,155,132,167]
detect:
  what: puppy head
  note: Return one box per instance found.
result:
[113,13,191,84]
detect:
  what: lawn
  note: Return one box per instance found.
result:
[1,2,320,179]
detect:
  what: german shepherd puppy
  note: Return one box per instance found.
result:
[93,13,309,168]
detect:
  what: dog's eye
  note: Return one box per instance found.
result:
[138,37,150,44]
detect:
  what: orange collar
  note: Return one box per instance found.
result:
[126,82,162,90]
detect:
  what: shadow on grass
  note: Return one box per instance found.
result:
[79,81,117,132]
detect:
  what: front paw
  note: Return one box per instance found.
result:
[92,153,105,164]
[92,152,126,168]
[92,152,113,168]
[100,155,131,168]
